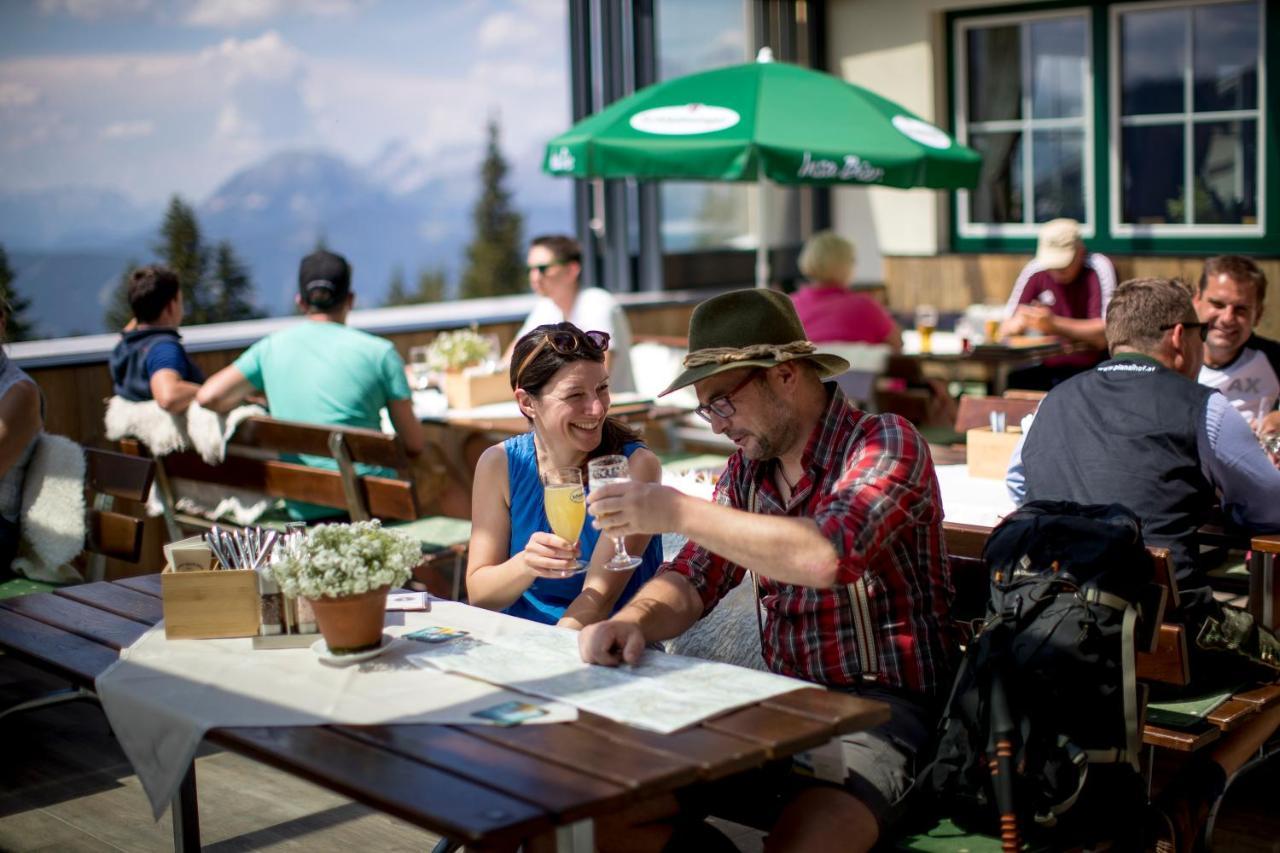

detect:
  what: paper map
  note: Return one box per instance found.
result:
[407,627,807,733]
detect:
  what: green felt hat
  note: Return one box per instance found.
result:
[659,289,850,396]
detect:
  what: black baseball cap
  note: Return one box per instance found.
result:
[298,250,351,310]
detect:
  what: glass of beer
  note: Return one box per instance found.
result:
[915,304,939,353]
[541,467,588,576]
[587,454,644,571]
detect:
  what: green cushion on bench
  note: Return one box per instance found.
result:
[1145,690,1236,728]
[0,578,62,600]
[388,516,472,555]
[894,818,1013,852]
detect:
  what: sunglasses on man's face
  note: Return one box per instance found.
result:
[1158,321,1210,342]
[515,329,611,388]
[526,262,564,276]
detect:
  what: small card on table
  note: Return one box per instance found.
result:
[471,701,548,726]
[404,625,468,644]
[386,591,430,611]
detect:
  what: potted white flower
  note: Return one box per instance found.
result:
[425,328,508,409]
[269,520,422,654]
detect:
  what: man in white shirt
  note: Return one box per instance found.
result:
[1194,255,1280,437]
[515,234,636,393]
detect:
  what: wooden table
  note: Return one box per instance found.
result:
[900,332,1072,394]
[0,576,887,852]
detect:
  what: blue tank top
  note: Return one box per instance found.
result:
[503,431,662,624]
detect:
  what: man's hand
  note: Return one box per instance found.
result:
[586,480,678,539]
[522,531,582,577]
[579,619,646,666]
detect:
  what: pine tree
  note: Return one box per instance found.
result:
[383,266,410,306]
[104,259,140,332]
[415,267,447,304]
[0,244,35,341]
[211,240,262,322]
[154,195,212,323]
[459,119,525,300]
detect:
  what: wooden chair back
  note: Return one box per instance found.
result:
[84,448,155,563]
[119,416,420,535]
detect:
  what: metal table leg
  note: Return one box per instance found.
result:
[172,761,200,852]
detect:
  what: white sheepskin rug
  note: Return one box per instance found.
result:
[13,433,86,584]
[104,397,265,465]
[663,573,766,671]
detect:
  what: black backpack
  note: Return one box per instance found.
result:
[924,500,1154,848]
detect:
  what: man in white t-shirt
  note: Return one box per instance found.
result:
[515,234,636,393]
[1194,255,1280,437]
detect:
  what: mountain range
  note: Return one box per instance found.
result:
[3,142,571,338]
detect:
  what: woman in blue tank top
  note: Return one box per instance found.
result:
[466,323,663,627]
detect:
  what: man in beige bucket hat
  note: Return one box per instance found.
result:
[580,289,957,851]
[1000,217,1117,389]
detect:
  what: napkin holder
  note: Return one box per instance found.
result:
[442,369,509,409]
[161,568,260,640]
[966,426,1023,480]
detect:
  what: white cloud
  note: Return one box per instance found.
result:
[100,119,154,140]
[185,0,363,28]
[0,82,40,108]
[37,0,151,19]
[477,12,540,49]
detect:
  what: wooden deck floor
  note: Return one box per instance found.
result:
[0,656,441,852]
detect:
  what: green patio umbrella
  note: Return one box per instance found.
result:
[543,48,982,288]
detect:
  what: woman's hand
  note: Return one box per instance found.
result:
[522,531,582,578]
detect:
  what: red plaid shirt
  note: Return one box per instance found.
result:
[662,387,957,697]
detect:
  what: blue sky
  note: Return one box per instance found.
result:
[0,0,570,206]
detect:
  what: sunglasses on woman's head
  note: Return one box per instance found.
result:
[515,329,611,389]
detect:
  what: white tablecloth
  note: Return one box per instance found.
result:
[936,463,1016,528]
[96,610,577,819]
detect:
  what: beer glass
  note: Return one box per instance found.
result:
[541,467,587,576]
[587,455,643,571]
[915,304,939,353]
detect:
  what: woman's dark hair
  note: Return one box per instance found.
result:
[510,322,639,459]
[127,265,181,323]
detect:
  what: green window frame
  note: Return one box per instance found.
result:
[947,0,1277,256]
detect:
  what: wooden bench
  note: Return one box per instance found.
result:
[119,417,470,599]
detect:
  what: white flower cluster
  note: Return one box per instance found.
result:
[268,520,421,600]
[424,328,494,372]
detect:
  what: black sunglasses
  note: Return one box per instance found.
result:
[515,329,611,388]
[526,262,564,276]
[1158,321,1210,342]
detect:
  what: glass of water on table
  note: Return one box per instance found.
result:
[587,454,643,571]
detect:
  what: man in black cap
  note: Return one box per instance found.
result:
[199,250,424,519]
[579,288,956,851]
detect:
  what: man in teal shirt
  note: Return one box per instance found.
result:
[198,250,425,518]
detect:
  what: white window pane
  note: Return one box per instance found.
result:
[1032,130,1085,222]
[1194,120,1258,225]
[969,132,1023,223]
[1193,1,1259,113]
[1030,17,1087,119]
[1121,8,1186,116]
[1122,124,1184,224]
[967,26,1021,122]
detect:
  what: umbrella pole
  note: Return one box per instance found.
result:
[755,173,769,289]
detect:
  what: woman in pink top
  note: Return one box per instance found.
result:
[791,231,902,350]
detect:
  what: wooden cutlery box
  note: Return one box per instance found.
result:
[161,568,261,640]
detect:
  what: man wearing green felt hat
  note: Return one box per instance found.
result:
[582,289,956,851]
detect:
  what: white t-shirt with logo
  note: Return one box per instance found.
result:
[516,287,636,393]
[1198,338,1280,428]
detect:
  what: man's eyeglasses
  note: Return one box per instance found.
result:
[526,262,564,276]
[693,369,759,423]
[1158,321,1210,342]
[515,329,611,388]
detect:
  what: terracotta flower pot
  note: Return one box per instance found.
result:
[306,585,389,654]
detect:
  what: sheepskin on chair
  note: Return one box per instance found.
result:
[104,397,265,465]
[13,433,86,584]
[663,575,766,671]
